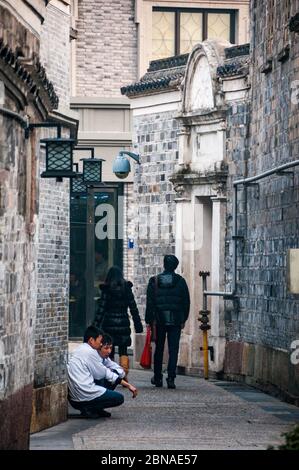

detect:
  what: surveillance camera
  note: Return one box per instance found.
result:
[113,154,131,179]
[114,171,129,179]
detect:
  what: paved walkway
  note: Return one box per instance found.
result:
[30,369,299,450]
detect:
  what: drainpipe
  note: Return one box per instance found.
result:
[204,159,299,300]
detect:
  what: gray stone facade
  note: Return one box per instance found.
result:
[132,110,178,317]
[223,0,299,403]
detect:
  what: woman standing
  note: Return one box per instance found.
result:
[93,266,143,378]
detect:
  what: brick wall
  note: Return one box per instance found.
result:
[0,104,37,449]
[0,5,40,449]
[123,182,135,282]
[40,2,71,108]
[31,3,71,432]
[223,1,299,401]
[132,111,178,319]
[76,0,137,97]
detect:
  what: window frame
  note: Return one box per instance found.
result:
[152,6,236,57]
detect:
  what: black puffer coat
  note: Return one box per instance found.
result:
[145,272,190,326]
[94,281,143,347]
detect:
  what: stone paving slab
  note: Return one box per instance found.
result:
[30,369,298,451]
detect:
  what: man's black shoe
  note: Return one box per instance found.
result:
[80,409,111,419]
[97,409,111,418]
[80,409,101,419]
[166,377,176,389]
[151,376,163,387]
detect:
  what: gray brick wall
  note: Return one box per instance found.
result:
[0,103,37,396]
[40,3,70,108]
[76,0,137,97]
[0,6,40,447]
[34,3,71,388]
[225,1,299,351]
[132,111,178,318]
[123,182,135,282]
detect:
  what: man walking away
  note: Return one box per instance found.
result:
[145,255,190,389]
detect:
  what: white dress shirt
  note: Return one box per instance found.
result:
[100,356,126,379]
[67,343,120,402]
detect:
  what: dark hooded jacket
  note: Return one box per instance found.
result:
[145,256,190,326]
[94,281,143,347]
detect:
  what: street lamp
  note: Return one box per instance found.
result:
[113,150,140,179]
[25,122,77,182]
[71,163,87,196]
[78,147,105,186]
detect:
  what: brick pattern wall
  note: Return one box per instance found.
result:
[132,111,178,318]
[225,1,299,352]
[123,182,135,282]
[76,0,137,97]
[33,4,71,392]
[40,3,71,108]
[0,108,37,449]
[0,7,39,449]
[34,168,70,387]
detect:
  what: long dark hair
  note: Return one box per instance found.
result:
[105,266,125,289]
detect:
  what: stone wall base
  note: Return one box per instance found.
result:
[224,341,299,406]
[0,384,33,450]
[30,382,68,434]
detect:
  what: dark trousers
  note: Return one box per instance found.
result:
[110,345,127,360]
[69,388,124,414]
[154,325,181,379]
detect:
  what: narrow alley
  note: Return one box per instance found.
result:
[30,369,299,451]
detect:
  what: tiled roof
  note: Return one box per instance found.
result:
[224,43,250,59]
[217,43,250,78]
[0,37,59,109]
[121,54,188,97]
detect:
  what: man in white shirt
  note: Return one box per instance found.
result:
[67,326,125,418]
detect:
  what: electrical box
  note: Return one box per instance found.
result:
[287,249,299,294]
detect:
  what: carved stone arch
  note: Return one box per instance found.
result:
[181,39,231,115]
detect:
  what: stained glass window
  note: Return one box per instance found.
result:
[207,13,230,41]
[152,11,175,60]
[151,8,235,61]
[180,13,203,54]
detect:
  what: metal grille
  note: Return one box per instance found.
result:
[48,141,72,171]
[71,175,86,194]
[83,161,102,184]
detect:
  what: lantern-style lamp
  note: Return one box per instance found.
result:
[71,164,87,196]
[79,148,105,186]
[40,136,77,181]
[25,122,77,182]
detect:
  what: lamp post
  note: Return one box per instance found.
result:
[113,150,140,179]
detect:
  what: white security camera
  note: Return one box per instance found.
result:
[112,151,140,179]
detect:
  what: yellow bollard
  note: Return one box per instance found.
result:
[203,329,209,380]
[199,271,211,380]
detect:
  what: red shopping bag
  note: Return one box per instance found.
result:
[140,325,152,369]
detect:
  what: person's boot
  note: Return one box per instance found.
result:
[119,355,129,380]
[151,375,163,387]
[166,377,176,389]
